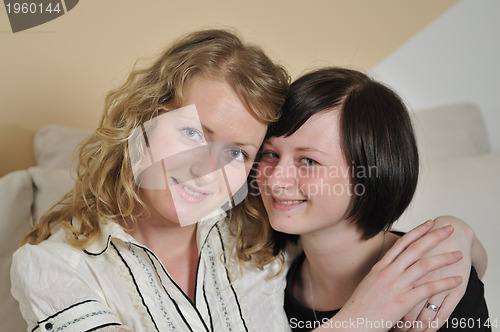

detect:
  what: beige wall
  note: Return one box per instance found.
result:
[0,0,457,176]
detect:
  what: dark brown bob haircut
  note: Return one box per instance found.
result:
[267,67,419,254]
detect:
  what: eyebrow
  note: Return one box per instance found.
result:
[202,124,259,150]
[296,147,328,155]
[263,141,328,156]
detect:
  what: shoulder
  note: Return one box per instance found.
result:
[449,267,489,319]
[232,257,290,331]
[438,267,491,331]
[12,226,80,275]
[11,227,91,300]
[11,228,123,331]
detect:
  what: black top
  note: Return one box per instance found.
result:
[285,252,339,332]
[285,238,491,331]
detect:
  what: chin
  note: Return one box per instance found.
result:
[268,216,301,235]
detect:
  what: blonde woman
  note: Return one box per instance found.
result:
[11,30,479,332]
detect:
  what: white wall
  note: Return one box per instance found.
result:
[370,0,500,152]
[371,1,500,324]
[1,0,458,176]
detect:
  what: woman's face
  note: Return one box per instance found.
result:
[138,77,268,226]
[257,111,353,236]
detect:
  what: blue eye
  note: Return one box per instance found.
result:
[301,158,318,166]
[182,127,204,142]
[226,148,248,163]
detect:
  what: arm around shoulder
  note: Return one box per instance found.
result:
[310,220,463,331]
[433,215,487,278]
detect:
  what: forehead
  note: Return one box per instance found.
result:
[181,78,267,144]
[269,111,340,147]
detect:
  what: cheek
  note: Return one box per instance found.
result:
[222,165,248,194]
[255,162,272,189]
[319,174,353,213]
[142,187,175,213]
[299,168,352,200]
[137,160,168,189]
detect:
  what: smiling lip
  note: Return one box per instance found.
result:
[171,177,211,204]
[271,197,306,211]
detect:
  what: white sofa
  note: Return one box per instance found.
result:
[1,102,499,331]
[398,103,500,330]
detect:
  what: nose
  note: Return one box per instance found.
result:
[189,148,219,185]
[262,159,297,193]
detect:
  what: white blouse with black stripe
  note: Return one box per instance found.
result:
[11,214,290,332]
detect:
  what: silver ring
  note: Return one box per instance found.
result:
[424,302,440,312]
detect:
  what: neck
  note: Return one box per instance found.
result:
[298,221,394,311]
[127,216,200,302]
[131,216,199,257]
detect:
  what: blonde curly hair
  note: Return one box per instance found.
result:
[22,29,289,269]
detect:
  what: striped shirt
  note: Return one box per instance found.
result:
[11,214,290,332]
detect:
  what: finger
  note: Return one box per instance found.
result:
[397,300,426,332]
[413,294,447,331]
[406,276,462,309]
[390,277,461,332]
[398,274,455,332]
[402,251,463,286]
[390,225,455,273]
[392,324,409,332]
[380,220,435,264]
[425,291,463,331]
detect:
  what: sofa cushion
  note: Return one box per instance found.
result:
[395,152,500,319]
[0,170,33,331]
[28,167,74,223]
[412,102,491,161]
[34,124,92,170]
[397,152,500,231]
